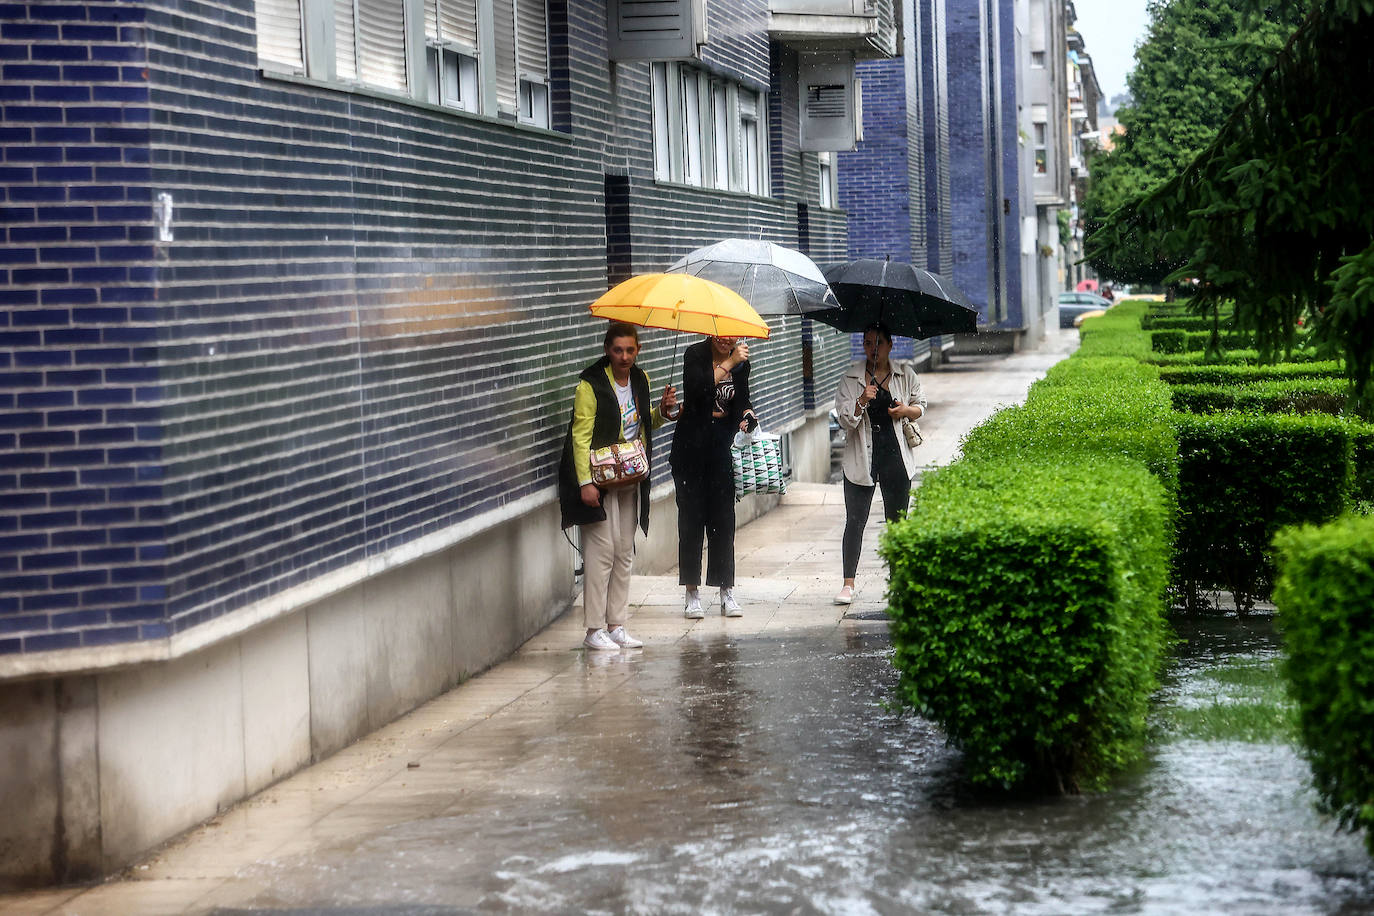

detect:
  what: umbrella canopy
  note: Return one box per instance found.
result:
[665,238,839,315]
[589,273,770,339]
[810,258,979,339]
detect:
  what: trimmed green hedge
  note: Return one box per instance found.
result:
[1169,377,1350,415]
[1158,361,1345,386]
[1174,412,1356,610]
[1274,514,1374,854]
[962,360,1178,492]
[883,456,1171,792]
[1075,302,1153,360]
[1141,316,1223,332]
[1147,349,1328,367]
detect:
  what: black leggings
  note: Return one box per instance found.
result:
[841,450,911,579]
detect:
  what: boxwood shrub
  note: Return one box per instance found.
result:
[962,361,1178,492]
[1158,361,1345,386]
[1169,377,1350,415]
[882,456,1171,793]
[1273,514,1374,854]
[1151,329,1187,354]
[1140,316,1221,332]
[1174,412,1355,610]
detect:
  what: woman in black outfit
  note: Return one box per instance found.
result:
[669,336,759,619]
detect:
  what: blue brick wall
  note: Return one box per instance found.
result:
[839,58,910,264]
[1,0,849,655]
[0,1,166,651]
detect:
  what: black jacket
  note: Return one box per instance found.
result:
[558,357,654,533]
[669,340,752,473]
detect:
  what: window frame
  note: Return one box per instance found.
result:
[257,0,553,129]
[651,62,769,196]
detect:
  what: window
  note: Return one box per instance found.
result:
[256,0,550,127]
[426,0,479,112]
[1031,50,1046,68]
[651,63,769,194]
[1033,120,1048,174]
[818,151,835,208]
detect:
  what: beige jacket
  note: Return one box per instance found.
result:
[834,357,927,487]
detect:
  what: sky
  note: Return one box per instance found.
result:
[1070,0,1152,105]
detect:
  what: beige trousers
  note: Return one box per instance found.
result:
[582,486,638,630]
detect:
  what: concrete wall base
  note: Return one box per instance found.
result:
[0,501,570,890]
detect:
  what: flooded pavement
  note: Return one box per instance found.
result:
[6,336,1371,915]
[182,618,1373,915]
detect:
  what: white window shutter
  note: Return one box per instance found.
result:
[493,0,518,113]
[798,51,857,152]
[515,0,548,83]
[357,0,407,90]
[428,0,477,49]
[334,0,359,80]
[607,0,702,62]
[256,0,304,71]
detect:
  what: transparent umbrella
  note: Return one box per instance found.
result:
[666,238,839,316]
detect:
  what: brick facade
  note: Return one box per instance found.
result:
[1,0,851,659]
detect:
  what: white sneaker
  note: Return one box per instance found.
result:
[684,592,704,619]
[720,587,742,617]
[834,586,854,606]
[582,629,619,651]
[606,625,643,648]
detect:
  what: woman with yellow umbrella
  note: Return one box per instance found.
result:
[579,273,771,630]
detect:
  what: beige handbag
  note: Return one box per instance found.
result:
[589,441,649,488]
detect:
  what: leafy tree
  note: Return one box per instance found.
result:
[1080,0,1302,286]
[1090,0,1374,414]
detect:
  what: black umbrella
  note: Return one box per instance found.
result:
[810,258,979,338]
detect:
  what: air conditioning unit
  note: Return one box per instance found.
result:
[798,52,860,152]
[608,0,706,61]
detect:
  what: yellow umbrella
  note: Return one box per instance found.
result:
[589,273,770,339]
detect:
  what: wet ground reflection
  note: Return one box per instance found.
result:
[228,619,1374,914]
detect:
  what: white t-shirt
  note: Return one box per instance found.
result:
[616,379,640,440]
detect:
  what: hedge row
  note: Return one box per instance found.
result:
[1158,361,1345,385]
[884,456,1171,792]
[1169,377,1350,415]
[1173,412,1360,612]
[1147,349,1329,367]
[883,323,1175,792]
[1140,316,1224,332]
[1273,514,1374,854]
[1151,329,1256,353]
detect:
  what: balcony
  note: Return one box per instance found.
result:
[769,0,897,59]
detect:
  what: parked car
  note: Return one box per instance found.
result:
[1056,291,1113,328]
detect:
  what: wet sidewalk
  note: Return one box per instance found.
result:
[1,330,1085,915]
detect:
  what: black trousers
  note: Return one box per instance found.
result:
[841,444,911,580]
[674,431,737,588]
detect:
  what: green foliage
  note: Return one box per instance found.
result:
[1152,330,1187,354]
[1169,378,1349,415]
[1141,316,1221,332]
[882,456,1171,792]
[1074,300,1154,359]
[1090,2,1374,416]
[1174,412,1355,610]
[1274,513,1374,854]
[1081,0,1303,286]
[962,365,1179,492]
[1147,348,1329,367]
[1157,361,1345,385]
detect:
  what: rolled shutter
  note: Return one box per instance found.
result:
[515,0,547,82]
[334,0,359,80]
[493,0,517,111]
[427,0,477,49]
[256,0,304,71]
[357,0,407,91]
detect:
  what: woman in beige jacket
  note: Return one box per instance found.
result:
[832,323,926,605]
